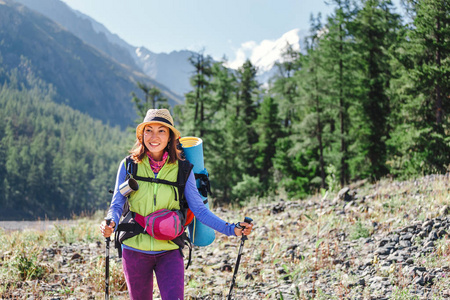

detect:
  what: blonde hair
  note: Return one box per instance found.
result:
[129,128,181,164]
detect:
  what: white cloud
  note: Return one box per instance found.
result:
[225,41,257,70]
[225,28,301,73]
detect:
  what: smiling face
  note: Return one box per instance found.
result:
[143,123,171,161]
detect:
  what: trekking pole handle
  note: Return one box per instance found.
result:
[105,219,112,241]
[235,217,253,242]
[235,217,253,230]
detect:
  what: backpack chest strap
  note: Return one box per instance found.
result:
[133,175,183,188]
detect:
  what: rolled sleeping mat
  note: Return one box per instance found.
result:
[179,137,216,247]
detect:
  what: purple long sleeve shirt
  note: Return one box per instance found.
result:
[106,159,236,237]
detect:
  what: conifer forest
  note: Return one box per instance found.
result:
[0,0,448,220]
[177,0,449,203]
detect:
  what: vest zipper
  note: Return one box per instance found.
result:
[152,169,159,251]
[153,171,159,207]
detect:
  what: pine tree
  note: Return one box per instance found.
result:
[272,14,328,194]
[203,61,239,203]
[236,60,259,122]
[318,0,358,186]
[294,40,327,189]
[389,0,450,175]
[271,43,301,132]
[235,59,260,176]
[254,95,282,190]
[131,82,168,119]
[183,52,213,137]
[351,0,402,180]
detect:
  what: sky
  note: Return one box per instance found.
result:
[60,0,403,67]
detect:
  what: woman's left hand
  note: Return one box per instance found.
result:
[234,222,253,236]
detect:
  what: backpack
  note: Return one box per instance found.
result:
[114,156,196,268]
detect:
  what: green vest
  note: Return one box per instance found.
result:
[123,156,181,251]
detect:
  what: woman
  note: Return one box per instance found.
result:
[100,108,253,300]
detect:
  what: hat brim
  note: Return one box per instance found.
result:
[136,121,181,140]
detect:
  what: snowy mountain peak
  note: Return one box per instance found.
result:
[135,46,153,61]
[226,28,303,73]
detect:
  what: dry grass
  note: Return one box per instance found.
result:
[0,174,449,299]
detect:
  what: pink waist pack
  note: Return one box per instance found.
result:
[134,209,185,240]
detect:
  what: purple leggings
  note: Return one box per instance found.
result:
[122,248,184,300]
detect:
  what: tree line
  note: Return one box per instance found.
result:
[172,0,449,204]
[0,0,448,219]
[0,65,130,220]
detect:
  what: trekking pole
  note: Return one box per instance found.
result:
[227,217,253,300]
[105,219,111,300]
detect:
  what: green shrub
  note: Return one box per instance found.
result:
[14,253,46,281]
[349,220,371,240]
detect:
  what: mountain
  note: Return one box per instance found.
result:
[255,29,304,73]
[13,0,307,95]
[14,0,139,71]
[14,0,195,97]
[134,48,195,96]
[226,28,307,85]
[1,0,182,129]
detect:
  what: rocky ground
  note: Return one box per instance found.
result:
[0,174,449,299]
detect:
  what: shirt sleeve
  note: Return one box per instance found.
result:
[184,170,236,236]
[106,159,127,228]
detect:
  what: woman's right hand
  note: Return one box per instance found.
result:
[100,220,116,238]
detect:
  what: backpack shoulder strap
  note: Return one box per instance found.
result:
[125,156,193,198]
[125,155,136,179]
[177,159,193,209]
[123,156,193,206]
[178,159,193,184]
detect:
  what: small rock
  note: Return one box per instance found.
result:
[378,237,390,247]
[398,240,412,248]
[400,232,413,240]
[439,205,450,216]
[423,241,435,248]
[428,230,439,241]
[438,229,447,238]
[390,234,400,243]
[417,231,428,238]
[414,276,424,286]
[375,247,391,256]
[422,220,434,228]
[221,264,232,272]
[70,253,82,261]
[406,258,414,264]
[271,203,285,214]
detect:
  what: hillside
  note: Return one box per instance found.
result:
[13,0,139,71]
[0,174,449,299]
[0,0,182,129]
[14,0,196,97]
[0,80,132,220]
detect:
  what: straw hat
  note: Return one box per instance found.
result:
[136,109,181,140]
